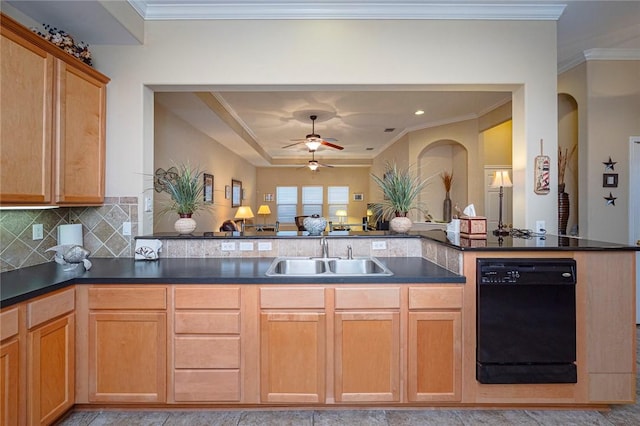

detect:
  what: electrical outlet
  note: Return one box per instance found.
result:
[535,220,546,233]
[372,241,387,250]
[32,224,43,240]
[258,242,272,251]
[144,197,153,212]
[221,242,236,251]
[122,222,131,236]
[239,242,254,251]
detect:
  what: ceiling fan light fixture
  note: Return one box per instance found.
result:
[305,139,322,151]
[308,161,319,171]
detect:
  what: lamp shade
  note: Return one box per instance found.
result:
[234,206,254,220]
[257,205,271,215]
[335,209,347,217]
[305,140,322,151]
[490,170,513,188]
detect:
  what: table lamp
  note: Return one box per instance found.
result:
[257,205,271,225]
[490,170,512,236]
[234,206,254,232]
[335,209,347,228]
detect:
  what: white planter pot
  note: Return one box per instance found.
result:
[390,216,412,234]
[174,216,197,234]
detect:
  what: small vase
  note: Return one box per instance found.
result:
[443,191,452,222]
[558,184,570,235]
[390,216,412,234]
[174,214,197,234]
[303,215,327,236]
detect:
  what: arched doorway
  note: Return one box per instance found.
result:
[417,140,468,222]
[558,93,579,235]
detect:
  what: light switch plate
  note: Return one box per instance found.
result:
[258,242,272,251]
[239,242,254,251]
[123,222,131,236]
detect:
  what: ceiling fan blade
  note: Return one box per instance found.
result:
[321,140,344,150]
[323,137,338,142]
[282,141,305,149]
[319,162,335,168]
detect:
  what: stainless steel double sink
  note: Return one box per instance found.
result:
[265,257,394,277]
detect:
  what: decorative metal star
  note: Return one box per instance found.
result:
[603,157,617,171]
[604,192,617,206]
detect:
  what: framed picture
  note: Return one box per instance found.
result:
[264,193,274,202]
[232,179,242,207]
[353,193,364,201]
[203,173,213,204]
[225,185,231,199]
[603,173,618,188]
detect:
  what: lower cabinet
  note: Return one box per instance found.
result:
[260,312,326,403]
[334,311,400,402]
[27,314,75,426]
[408,311,462,401]
[407,287,463,402]
[172,286,242,402]
[87,287,167,403]
[1,306,20,426]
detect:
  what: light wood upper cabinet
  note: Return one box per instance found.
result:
[0,19,53,204]
[0,13,109,206]
[54,60,106,204]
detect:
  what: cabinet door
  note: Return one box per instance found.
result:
[334,312,400,402]
[54,60,106,204]
[27,314,74,426]
[0,26,53,204]
[260,312,325,403]
[1,339,20,426]
[408,311,462,402]
[89,312,166,403]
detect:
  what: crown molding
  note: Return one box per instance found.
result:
[560,48,640,74]
[128,1,565,21]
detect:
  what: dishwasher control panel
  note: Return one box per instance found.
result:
[477,258,576,285]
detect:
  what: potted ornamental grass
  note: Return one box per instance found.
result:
[158,163,207,234]
[370,161,432,233]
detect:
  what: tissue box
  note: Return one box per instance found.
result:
[460,216,487,238]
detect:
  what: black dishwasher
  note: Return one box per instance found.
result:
[476,258,577,384]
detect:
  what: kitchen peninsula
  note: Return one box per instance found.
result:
[0,231,636,424]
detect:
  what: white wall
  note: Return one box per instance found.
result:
[76,19,556,234]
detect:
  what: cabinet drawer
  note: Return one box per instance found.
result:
[175,312,240,334]
[89,287,166,310]
[175,287,240,309]
[174,336,240,368]
[0,308,19,340]
[409,287,463,309]
[260,287,325,309]
[174,370,240,402]
[335,287,400,309]
[27,287,74,329]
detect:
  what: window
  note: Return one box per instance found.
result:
[328,186,349,222]
[302,186,323,217]
[276,186,297,223]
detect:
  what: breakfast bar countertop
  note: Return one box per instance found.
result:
[0,256,464,307]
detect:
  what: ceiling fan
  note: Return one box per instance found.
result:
[283,114,344,151]
[301,151,334,172]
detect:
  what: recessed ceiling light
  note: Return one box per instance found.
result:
[384,128,395,132]
[414,110,425,115]
[366,147,374,151]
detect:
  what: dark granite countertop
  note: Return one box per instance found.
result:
[139,230,639,252]
[0,256,464,307]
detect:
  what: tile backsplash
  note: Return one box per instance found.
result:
[0,197,138,272]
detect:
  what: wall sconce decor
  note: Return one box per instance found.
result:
[604,192,617,206]
[603,157,617,171]
[603,173,618,188]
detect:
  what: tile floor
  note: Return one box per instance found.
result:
[56,327,640,426]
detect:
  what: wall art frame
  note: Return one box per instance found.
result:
[232,179,242,207]
[203,173,214,204]
[603,173,618,188]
